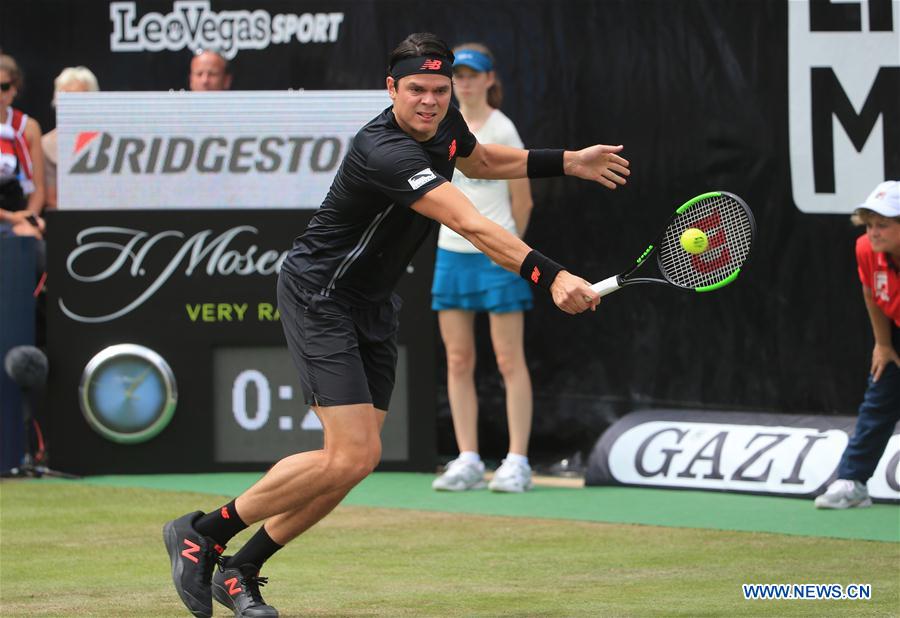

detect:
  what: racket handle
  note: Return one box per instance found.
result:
[590,276,622,298]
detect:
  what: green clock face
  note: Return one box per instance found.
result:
[79,344,177,444]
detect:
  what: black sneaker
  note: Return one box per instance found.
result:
[163,511,225,617]
[212,559,279,617]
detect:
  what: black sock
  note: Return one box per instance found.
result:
[194,499,248,546]
[226,525,283,570]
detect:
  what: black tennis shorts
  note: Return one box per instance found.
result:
[277,270,400,410]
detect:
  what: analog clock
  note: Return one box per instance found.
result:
[79,344,177,444]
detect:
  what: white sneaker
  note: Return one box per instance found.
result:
[814,479,872,509]
[432,458,486,491]
[488,458,533,493]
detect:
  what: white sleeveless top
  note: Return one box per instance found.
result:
[438,109,524,253]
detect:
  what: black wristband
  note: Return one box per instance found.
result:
[520,250,565,291]
[527,149,565,178]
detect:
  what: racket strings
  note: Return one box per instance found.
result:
[658,195,753,289]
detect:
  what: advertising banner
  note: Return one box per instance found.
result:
[4,0,899,456]
[788,0,900,213]
[586,410,900,502]
[107,1,346,59]
[45,210,436,474]
[56,90,389,209]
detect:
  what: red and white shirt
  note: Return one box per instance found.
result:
[0,106,35,194]
[856,234,900,327]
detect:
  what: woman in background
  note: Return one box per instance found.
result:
[431,43,536,493]
[0,54,45,238]
[42,66,100,210]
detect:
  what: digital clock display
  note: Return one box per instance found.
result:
[212,346,409,463]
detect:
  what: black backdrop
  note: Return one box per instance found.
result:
[3,0,896,461]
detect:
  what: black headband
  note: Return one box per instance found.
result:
[390,56,453,81]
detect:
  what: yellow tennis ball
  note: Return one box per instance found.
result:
[680,228,708,254]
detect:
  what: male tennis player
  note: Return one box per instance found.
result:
[163,32,629,617]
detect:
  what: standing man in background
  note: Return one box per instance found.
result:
[189,50,232,92]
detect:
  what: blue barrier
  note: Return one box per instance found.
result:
[1,237,37,473]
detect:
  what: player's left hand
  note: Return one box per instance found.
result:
[564,144,630,189]
[870,343,900,382]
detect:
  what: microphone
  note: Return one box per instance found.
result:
[1,345,77,479]
[4,345,49,391]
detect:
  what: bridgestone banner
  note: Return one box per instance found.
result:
[586,410,900,502]
[57,90,388,209]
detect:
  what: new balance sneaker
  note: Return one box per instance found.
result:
[432,458,486,491]
[163,511,225,617]
[814,479,872,509]
[213,559,279,617]
[489,458,533,493]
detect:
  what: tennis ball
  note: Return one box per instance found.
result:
[680,228,708,254]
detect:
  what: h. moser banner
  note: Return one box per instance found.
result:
[56,91,388,209]
[586,410,900,502]
[45,210,437,474]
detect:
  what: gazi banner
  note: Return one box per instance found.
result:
[56,90,389,209]
[586,409,900,502]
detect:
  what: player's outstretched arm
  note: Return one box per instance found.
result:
[457,142,629,190]
[412,183,599,314]
[563,144,630,189]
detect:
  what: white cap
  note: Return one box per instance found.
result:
[858,180,900,217]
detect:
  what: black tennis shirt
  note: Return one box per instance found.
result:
[281,105,477,306]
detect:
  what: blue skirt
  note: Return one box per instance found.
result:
[431,248,533,313]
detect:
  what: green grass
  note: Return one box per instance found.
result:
[1,481,898,616]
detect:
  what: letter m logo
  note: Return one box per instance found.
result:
[811,67,900,194]
[788,0,899,214]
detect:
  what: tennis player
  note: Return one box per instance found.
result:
[163,32,629,618]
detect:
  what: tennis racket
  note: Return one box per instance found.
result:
[591,191,756,297]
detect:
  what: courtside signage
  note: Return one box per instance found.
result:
[788,0,900,214]
[110,1,344,59]
[60,225,287,323]
[587,410,899,501]
[56,90,389,209]
[607,420,845,494]
[47,210,437,473]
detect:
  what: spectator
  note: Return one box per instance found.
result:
[189,50,232,91]
[41,66,100,211]
[816,180,900,509]
[0,54,44,239]
[431,43,536,493]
